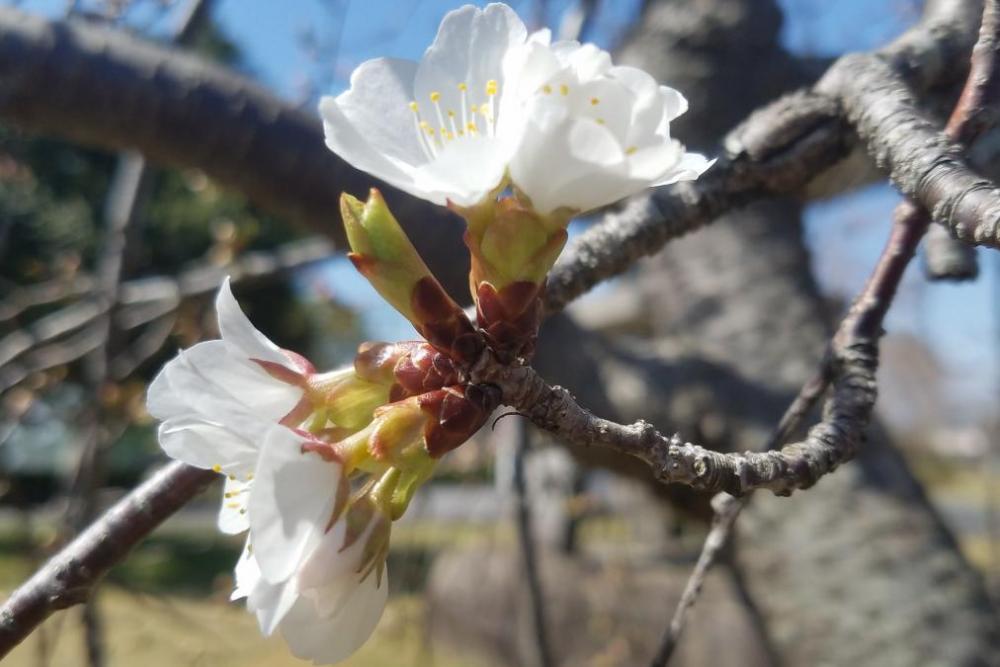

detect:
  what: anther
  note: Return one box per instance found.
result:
[590,97,600,105]
[211,464,221,473]
[559,84,569,96]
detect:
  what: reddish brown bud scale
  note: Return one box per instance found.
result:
[392,343,461,396]
[354,341,418,384]
[410,277,485,363]
[418,384,500,458]
[347,252,377,277]
[475,280,545,360]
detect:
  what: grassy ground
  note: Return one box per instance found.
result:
[2,589,487,667]
[0,521,495,667]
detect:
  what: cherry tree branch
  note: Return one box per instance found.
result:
[651,2,1000,660]
[544,0,983,312]
[0,462,215,654]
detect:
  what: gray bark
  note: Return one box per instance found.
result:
[614,0,999,663]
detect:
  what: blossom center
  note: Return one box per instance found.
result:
[409,79,499,160]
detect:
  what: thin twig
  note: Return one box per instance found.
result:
[512,422,555,667]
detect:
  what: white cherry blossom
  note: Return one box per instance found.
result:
[146,278,313,534]
[147,281,392,664]
[233,427,390,665]
[319,3,710,216]
[320,3,528,207]
[502,36,713,214]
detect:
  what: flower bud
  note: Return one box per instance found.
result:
[391,342,460,397]
[454,197,569,359]
[331,383,499,475]
[417,383,501,458]
[341,189,483,362]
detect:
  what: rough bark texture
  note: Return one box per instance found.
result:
[615,0,1000,663]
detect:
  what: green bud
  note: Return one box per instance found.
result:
[341,190,481,361]
[458,197,570,292]
[454,197,569,358]
[342,189,433,323]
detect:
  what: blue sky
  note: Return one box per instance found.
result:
[15,0,999,421]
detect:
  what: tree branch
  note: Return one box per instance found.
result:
[651,2,1000,659]
[0,462,215,654]
[817,54,1000,249]
[544,0,984,313]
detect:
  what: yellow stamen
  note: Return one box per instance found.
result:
[542,84,552,94]
[626,146,638,155]
[211,464,221,473]
[486,79,498,96]
[457,82,467,92]
[430,91,441,102]
[560,84,569,96]
[596,118,605,125]
[408,101,419,112]
[590,97,600,105]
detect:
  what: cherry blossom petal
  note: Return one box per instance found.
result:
[216,278,292,368]
[157,419,258,475]
[279,575,389,665]
[248,428,344,583]
[320,58,424,173]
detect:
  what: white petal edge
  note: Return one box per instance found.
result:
[216,277,291,367]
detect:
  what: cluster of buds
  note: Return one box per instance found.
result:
[342,188,564,362]
[298,339,500,523]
